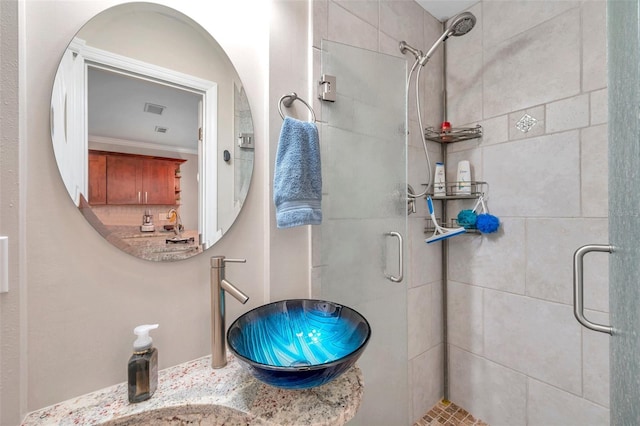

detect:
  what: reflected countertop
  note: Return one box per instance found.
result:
[21,355,363,426]
[78,200,202,261]
[105,226,202,261]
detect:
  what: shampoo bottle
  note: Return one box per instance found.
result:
[128,324,159,403]
[433,162,446,197]
[456,160,471,195]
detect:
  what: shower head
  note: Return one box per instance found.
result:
[420,11,476,66]
[447,11,476,37]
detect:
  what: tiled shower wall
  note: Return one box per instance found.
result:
[311,0,447,422]
[444,2,610,425]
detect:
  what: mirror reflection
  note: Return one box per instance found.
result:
[50,3,254,261]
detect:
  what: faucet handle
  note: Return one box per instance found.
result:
[211,256,246,268]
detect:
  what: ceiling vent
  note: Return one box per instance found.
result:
[154,126,168,133]
[144,103,165,115]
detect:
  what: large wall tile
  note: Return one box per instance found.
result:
[449,346,527,426]
[327,1,378,51]
[333,0,379,28]
[448,218,526,294]
[431,281,443,345]
[379,0,424,52]
[411,344,443,423]
[483,131,581,217]
[525,218,608,310]
[483,1,579,47]
[581,124,609,218]
[582,0,607,92]
[408,284,433,358]
[590,88,608,125]
[421,9,446,127]
[446,3,483,126]
[312,0,328,49]
[483,9,581,118]
[447,51,484,126]
[409,217,442,287]
[448,281,484,354]
[527,378,609,426]
[484,291,582,394]
[378,31,404,59]
[478,115,508,147]
[582,310,610,408]
[546,94,589,133]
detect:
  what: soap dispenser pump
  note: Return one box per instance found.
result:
[128,324,159,403]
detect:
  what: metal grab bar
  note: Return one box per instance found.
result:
[385,232,403,283]
[573,244,613,335]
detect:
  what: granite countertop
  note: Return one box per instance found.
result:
[77,200,202,261]
[106,226,202,261]
[21,355,363,426]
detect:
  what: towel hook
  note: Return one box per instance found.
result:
[278,92,316,123]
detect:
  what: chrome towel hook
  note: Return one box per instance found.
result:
[278,92,316,123]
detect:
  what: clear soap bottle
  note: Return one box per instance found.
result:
[128,324,159,403]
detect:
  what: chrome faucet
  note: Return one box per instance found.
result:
[210,256,249,368]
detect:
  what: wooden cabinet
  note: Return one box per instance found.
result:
[88,152,107,205]
[89,151,184,206]
[142,158,177,205]
[105,155,142,204]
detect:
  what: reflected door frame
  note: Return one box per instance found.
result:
[60,38,219,245]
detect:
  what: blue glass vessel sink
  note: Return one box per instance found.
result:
[227,299,371,390]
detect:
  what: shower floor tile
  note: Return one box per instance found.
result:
[414,400,489,426]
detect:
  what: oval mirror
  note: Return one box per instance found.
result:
[50,2,254,262]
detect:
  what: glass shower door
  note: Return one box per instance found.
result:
[608,1,640,424]
[319,40,408,425]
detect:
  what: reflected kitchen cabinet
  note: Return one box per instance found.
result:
[89,150,184,206]
[88,152,107,205]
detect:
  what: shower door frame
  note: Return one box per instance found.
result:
[607,1,640,424]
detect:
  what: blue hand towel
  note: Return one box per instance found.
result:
[274,116,322,228]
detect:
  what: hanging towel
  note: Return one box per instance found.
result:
[274,116,322,228]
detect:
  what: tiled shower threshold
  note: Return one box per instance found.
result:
[414,400,489,426]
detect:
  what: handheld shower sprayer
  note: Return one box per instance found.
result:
[421,11,476,66]
[399,11,476,200]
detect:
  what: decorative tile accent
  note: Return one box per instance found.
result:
[414,400,489,426]
[515,113,538,133]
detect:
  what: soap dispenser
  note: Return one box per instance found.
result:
[128,324,159,403]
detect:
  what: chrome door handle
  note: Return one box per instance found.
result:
[385,231,403,283]
[573,244,613,334]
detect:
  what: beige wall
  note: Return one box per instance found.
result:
[1,0,23,425]
[0,1,312,424]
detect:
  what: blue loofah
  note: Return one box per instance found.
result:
[457,209,477,229]
[476,213,500,233]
